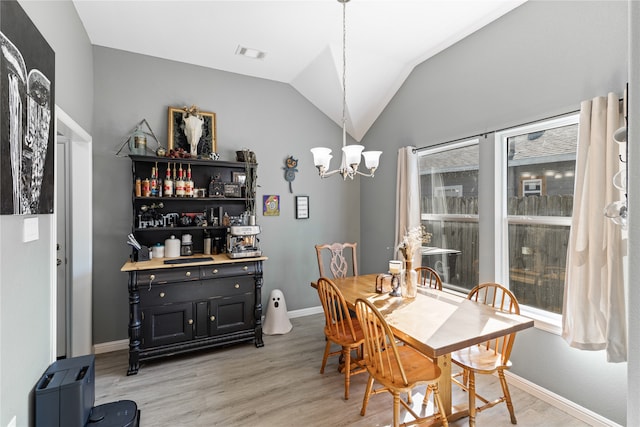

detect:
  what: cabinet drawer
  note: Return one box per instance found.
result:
[139,282,202,306]
[136,268,199,287]
[201,262,257,279]
[203,277,254,297]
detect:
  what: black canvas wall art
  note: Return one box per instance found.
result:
[0,0,55,214]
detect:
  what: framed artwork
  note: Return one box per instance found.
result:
[263,195,280,216]
[167,107,216,156]
[0,1,55,215]
[232,172,246,185]
[295,196,309,219]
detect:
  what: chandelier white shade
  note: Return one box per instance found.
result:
[310,0,382,180]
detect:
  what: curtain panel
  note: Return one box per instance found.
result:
[395,146,422,267]
[562,93,627,362]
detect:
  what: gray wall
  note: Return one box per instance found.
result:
[92,46,361,343]
[0,1,93,426]
[359,1,628,424]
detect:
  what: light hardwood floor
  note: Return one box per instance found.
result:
[95,314,590,426]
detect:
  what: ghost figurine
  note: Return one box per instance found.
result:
[182,110,204,156]
[263,289,293,335]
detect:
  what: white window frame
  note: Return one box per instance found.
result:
[495,114,579,334]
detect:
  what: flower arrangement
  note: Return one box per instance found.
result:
[397,225,432,262]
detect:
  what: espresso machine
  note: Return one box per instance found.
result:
[226,225,262,258]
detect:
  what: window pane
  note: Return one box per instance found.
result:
[506,124,577,216]
[420,144,479,214]
[420,141,478,293]
[423,219,478,293]
[508,223,568,314]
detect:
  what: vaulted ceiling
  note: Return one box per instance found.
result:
[73,0,526,141]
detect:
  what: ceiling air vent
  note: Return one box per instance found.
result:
[235,45,266,60]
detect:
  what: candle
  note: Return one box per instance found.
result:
[389,260,402,274]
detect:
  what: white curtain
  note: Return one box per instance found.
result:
[395,146,422,267]
[562,93,627,362]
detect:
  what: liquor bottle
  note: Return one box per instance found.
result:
[175,163,185,197]
[185,164,194,197]
[142,178,151,197]
[135,177,141,197]
[163,163,173,197]
[150,163,159,197]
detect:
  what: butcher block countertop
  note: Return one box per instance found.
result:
[121,254,268,272]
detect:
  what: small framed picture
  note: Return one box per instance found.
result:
[295,196,309,219]
[263,195,280,216]
[232,172,246,184]
[167,107,217,156]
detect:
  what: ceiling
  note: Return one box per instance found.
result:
[73,0,526,141]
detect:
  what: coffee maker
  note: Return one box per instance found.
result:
[226,225,262,258]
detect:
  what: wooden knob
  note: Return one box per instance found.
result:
[242,266,248,271]
[234,284,240,289]
[185,271,191,277]
[150,274,155,281]
[212,269,218,274]
[159,292,165,298]
[188,319,194,325]
[210,316,215,321]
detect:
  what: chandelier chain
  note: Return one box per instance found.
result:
[342,0,347,145]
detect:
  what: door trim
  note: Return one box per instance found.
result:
[52,106,92,358]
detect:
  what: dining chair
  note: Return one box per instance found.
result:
[315,242,358,278]
[316,277,365,400]
[415,266,443,290]
[355,298,449,427]
[450,282,520,427]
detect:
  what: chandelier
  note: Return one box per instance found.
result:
[310,0,382,180]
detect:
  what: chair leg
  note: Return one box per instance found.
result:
[343,347,351,400]
[468,371,476,427]
[392,391,400,427]
[422,384,432,406]
[360,375,374,416]
[431,384,449,427]
[320,339,332,374]
[498,370,517,424]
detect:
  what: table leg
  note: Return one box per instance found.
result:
[436,354,452,415]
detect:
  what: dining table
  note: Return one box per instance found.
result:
[311,273,534,423]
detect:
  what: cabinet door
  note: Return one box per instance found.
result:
[141,302,194,348]
[210,292,254,335]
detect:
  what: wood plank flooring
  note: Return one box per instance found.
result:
[95,314,590,426]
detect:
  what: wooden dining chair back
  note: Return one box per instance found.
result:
[415,266,443,290]
[451,282,520,427]
[354,298,448,427]
[316,277,365,400]
[315,242,358,278]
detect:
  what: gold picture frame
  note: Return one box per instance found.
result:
[167,107,217,156]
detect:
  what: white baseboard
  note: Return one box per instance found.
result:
[93,338,129,354]
[287,305,323,318]
[504,371,621,427]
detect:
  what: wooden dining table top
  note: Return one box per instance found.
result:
[311,274,534,359]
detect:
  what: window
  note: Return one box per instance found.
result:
[500,115,578,322]
[419,140,479,294]
[418,115,577,329]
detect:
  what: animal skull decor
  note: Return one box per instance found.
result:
[181,105,204,156]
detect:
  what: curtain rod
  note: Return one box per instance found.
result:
[412,108,582,153]
[414,93,626,153]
